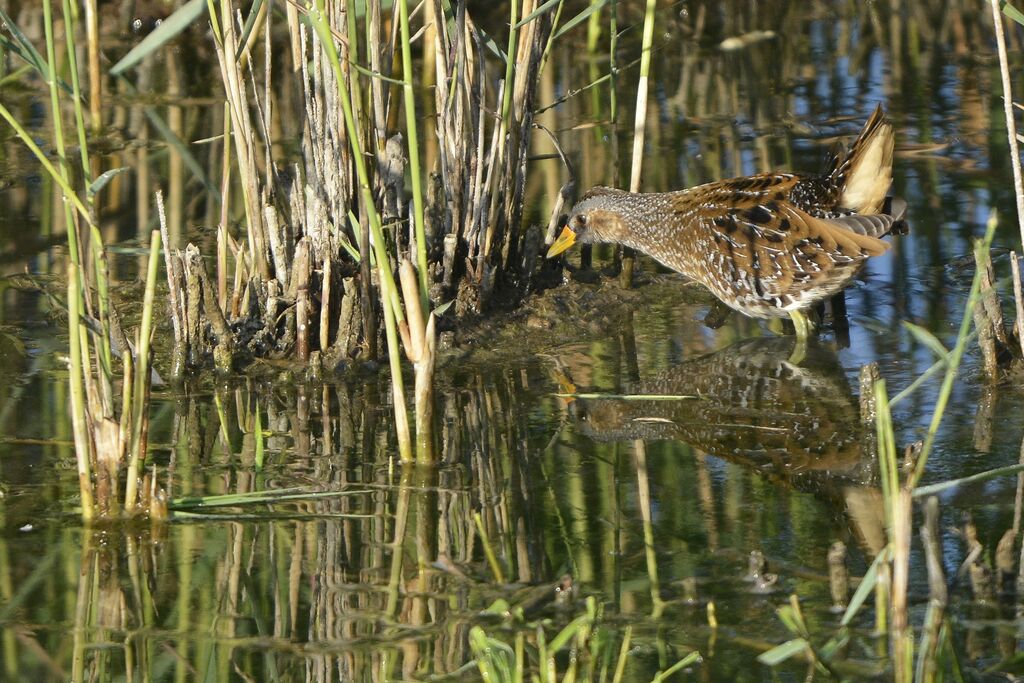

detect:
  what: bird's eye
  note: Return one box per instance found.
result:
[572,214,587,230]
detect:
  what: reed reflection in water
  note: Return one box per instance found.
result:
[557,332,888,553]
[0,333,896,681]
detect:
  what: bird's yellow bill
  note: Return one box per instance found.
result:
[546,226,577,258]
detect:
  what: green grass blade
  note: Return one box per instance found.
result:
[547,613,591,652]
[0,102,93,224]
[124,229,162,511]
[170,487,373,509]
[476,25,509,62]
[348,60,407,85]
[651,652,701,681]
[817,630,850,661]
[234,0,265,61]
[87,168,129,199]
[910,211,998,487]
[0,545,59,622]
[474,512,507,583]
[0,8,56,85]
[757,638,809,667]
[212,391,232,447]
[553,0,610,40]
[397,0,429,305]
[902,321,949,360]
[469,626,515,683]
[913,461,1024,497]
[555,392,698,401]
[254,401,265,471]
[1002,0,1024,26]
[109,0,207,75]
[514,0,561,29]
[841,545,891,626]
[0,64,33,88]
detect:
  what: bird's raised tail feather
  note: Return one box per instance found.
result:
[831,104,895,215]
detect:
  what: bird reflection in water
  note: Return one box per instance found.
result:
[559,336,887,554]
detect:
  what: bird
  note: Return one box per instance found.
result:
[547,105,905,361]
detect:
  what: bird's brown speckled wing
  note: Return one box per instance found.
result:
[687,176,898,310]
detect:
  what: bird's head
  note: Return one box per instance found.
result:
[546,187,633,258]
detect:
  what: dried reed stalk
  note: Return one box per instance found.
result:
[990,0,1024,251]
[891,488,913,682]
[1012,252,1024,358]
[432,0,554,312]
[916,496,946,682]
[146,1,572,467]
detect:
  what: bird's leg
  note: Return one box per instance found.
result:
[788,309,813,364]
[789,309,814,341]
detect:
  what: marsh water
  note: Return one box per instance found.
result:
[3,0,1024,680]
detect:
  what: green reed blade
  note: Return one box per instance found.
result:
[124,229,161,512]
[348,60,407,85]
[910,211,998,488]
[0,8,60,88]
[254,401,264,471]
[473,511,506,583]
[171,487,372,509]
[554,392,698,400]
[1004,1,1024,25]
[757,639,808,667]
[60,0,115,381]
[515,0,561,29]
[42,0,74,221]
[397,0,428,307]
[87,168,130,199]
[133,81,222,199]
[902,321,949,360]
[651,651,701,680]
[0,545,59,622]
[913,461,1024,497]
[61,0,90,184]
[840,545,891,626]
[109,0,207,75]
[610,625,631,683]
[889,328,979,406]
[234,0,266,61]
[500,0,519,131]
[552,0,609,40]
[0,64,32,88]
[874,379,898,528]
[67,263,94,521]
[469,626,515,683]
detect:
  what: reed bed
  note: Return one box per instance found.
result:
[132,0,580,462]
[0,1,163,521]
